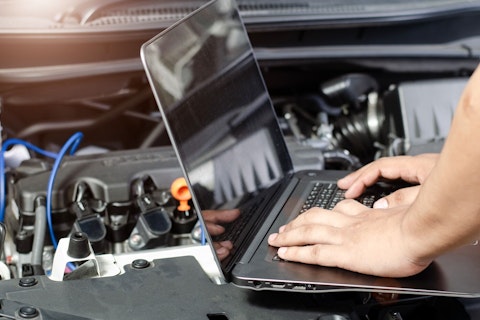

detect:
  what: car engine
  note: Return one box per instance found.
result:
[0,2,479,318]
[0,67,470,280]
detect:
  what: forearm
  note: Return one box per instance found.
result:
[402,67,480,262]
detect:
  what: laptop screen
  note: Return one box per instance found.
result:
[141,0,293,272]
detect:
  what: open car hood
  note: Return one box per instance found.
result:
[1,0,480,33]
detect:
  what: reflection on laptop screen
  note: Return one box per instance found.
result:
[142,0,292,268]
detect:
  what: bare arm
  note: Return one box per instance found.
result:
[402,65,480,262]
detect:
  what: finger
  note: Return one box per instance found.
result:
[281,208,352,232]
[373,186,421,209]
[276,244,348,269]
[339,166,384,198]
[349,155,435,188]
[203,209,241,224]
[268,225,342,247]
[213,242,231,260]
[332,198,372,216]
[205,222,225,236]
[218,240,233,250]
[337,168,374,194]
[337,157,399,187]
[339,157,417,198]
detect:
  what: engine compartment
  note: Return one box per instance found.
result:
[0,0,479,282]
[0,57,472,280]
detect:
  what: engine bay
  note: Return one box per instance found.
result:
[0,1,480,318]
[0,60,472,280]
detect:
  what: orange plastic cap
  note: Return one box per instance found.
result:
[170,177,191,211]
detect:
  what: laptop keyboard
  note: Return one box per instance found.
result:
[272,182,377,262]
[300,182,376,213]
[211,181,380,261]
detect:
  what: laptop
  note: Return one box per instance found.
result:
[141,0,480,297]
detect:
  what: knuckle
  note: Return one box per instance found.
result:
[334,198,355,209]
[333,199,364,215]
[311,245,323,263]
[300,207,323,223]
[391,190,406,203]
[389,186,418,205]
[302,225,317,239]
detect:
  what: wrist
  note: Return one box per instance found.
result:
[400,203,439,266]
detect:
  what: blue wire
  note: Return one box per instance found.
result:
[0,133,83,273]
[46,132,84,249]
[2,139,58,159]
[201,225,206,245]
[0,139,58,222]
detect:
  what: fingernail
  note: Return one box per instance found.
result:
[268,233,278,243]
[216,247,228,255]
[279,225,286,233]
[373,198,388,209]
[220,241,233,249]
[277,247,287,256]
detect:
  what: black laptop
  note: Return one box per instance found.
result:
[141,0,480,297]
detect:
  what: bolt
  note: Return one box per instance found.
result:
[19,277,37,287]
[18,306,39,318]
[132,259,150,269]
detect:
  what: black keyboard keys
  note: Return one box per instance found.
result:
[300,182,346,214]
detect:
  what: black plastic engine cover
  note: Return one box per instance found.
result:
[12,147,183,215]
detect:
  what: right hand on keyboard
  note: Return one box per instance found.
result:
[337,153,439,208]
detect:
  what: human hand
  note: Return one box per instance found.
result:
[202,209,240,260]
[268,200,432,277]
[338,153,438,204]
[370,185,421,209]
